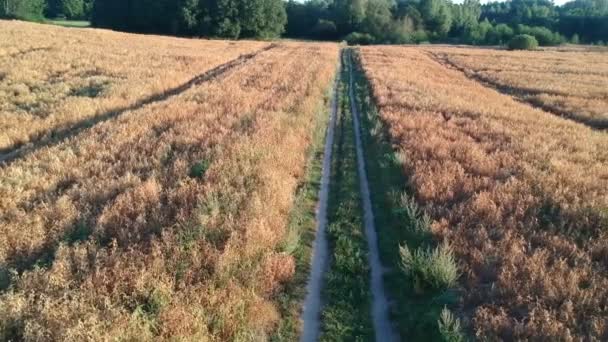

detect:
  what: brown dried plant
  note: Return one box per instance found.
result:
[360,46,608,340]
[426,46,608,129]
[0,20,268,153]
[0,21,339,340]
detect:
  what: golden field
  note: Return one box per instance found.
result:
[0,21,339,340]
[0,20,268,155]
[3,19,608,341]
[359,46,608,340]
[426,46,608,129]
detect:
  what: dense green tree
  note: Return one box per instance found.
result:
[91,0,285,39]
[463,18,492,43]
[419,0,453,37]
[178,0,201,34]
[38,0,607,45]
[362,0,395,41]
[46,0,96,19]
[450,0,481,36]
[482,0,558,27]
[1,0,45,20]
[334,0,368,34]
[486,23,514,44]
[558,0,608,43]
[285,0,332,38]
[561,0,608,16]
[310,19,339,39]
[241,0,287,38]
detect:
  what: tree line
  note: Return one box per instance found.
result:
[287,0,608,45]
[1,0,607,45]
[1,0,93,21]
[90,0,287,38]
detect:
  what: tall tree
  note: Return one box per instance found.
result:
[362,0,394,40]
[334,0,368,34]
[92,0,286,39]
[0,0,45,20]
[420,0,453,37]
[450,0,481,36]
[46,0,88,19]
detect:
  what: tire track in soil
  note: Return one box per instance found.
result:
[0,44,277,166]
[348,50,399,342]
[299,57,339,342]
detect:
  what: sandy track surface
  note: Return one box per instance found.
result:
[348,51,399,342]
[300,63,339,342]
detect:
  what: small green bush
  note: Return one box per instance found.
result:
[344,32,375,46]
[396,193,432,246]
[508,34,539,50]
[400,243,459,291]
[438,307,465,342]
[516,25,563,46]
[189,160,210,179]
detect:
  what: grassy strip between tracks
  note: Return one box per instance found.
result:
[350,48,466,342]
[319,50,374,341]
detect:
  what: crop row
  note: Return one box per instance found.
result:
[0,20,267,154]
[0,41,339,340]
[427,47,608,129]
[359,46,608,340]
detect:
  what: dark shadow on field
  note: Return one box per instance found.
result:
[426,51,608,130]
[0,44,276,166]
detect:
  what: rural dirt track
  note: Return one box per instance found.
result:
[300,61,339,342]
[301,50,397,342]
[425,51,608,130]
[348,51,399,342]
[0,44,276,166]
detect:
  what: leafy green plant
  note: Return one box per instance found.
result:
[344,32,375,46]
[508,34,539,50]
[438,307,465,342]
[399,243,459,292]
[189,160,210,179]
[397,193,432,246]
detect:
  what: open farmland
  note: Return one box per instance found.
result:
[0,21,339,340]
[427,46,608,129]
[0,20,268,159]
[3,19,608,342]
[357,46,608,340]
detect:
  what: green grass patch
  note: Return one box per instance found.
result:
[319,50,373,341]
[349,48,465,341]
[47,20,91,28]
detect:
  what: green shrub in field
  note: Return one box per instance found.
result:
[508,34,539,50]
[344,32,375,46]
[399,243,459,292]
[395,193,432,246]
[189,160,210,179]
[438,307,465,342]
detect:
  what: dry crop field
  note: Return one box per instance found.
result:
[359,46,608,340]
[426,46,608,129]
[3,19,608,342]
[0,20,268,157]
[0,21,339,340]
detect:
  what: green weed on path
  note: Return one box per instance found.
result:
[319,50,374,341]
